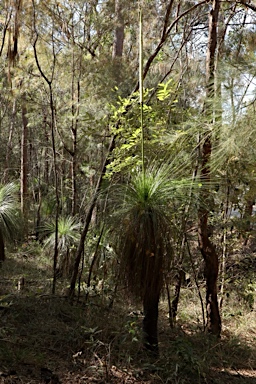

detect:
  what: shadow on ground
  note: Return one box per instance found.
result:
[0,253,255,383]
[0,292,255,383]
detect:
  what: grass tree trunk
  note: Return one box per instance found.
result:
[0,228,5,262]
[142,218,162,354]
[143,291,160,354]
[198,0,221,336]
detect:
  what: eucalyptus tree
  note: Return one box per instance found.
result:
[196,0,222,336]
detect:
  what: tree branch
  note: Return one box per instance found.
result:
[133,0,208,92]
[0,9,12,57]
[237,0,256,12]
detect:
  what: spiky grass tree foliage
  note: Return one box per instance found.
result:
[0,182,20,261]
[109,166,175,353]
[43,216,81,277]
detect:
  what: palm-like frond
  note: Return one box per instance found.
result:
[0,182,20,241]
[43,216,81,253]
[43,216,81,276]
[108,164,194,301]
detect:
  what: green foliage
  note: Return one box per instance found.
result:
[43,216,81,276]
[43,216,81,252]
[107,162,197,301]
[107,82,179,178]
[0,182,21,242]
[125,317,140,343]
[157,78,177,102]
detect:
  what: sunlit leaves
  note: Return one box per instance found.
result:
[43,216,81,253]
[157,78,176,101]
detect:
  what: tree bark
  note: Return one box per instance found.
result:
[198,0,221,336]
[143,292,160,355]
[32,16,59,294]
[112,0,124,59]
[3,98,16,183]
[0,228,5,262]
[21,103,28,235]
[169,270,184,328]
[112,0,125,86]
[71,50,78,217]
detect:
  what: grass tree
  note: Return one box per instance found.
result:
[107,9,184,353]
[0,182,21,262]
[109,166,174,353]
[43,216,81,277]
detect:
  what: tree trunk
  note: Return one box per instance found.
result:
[198,221,221,335]
[0,228,5,262]
[169,270,184,328]
[70,44,81,217]
[143,292,160,355]
[198,140,221,336]
[243,192,254,246]
[198,0,221,336]
[69,135,116,297]
[112,0,124,59]
[112,0,124,86]
[3,98,16,183]
[21,103,29,236]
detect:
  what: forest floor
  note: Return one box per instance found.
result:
[0,242,256,383]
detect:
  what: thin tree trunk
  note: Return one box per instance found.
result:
[186,234,206,329]
[85,226,104,303]
[32,8,59,294]
[69,135,116,297]
[42,109,50,191]
[21,103,28,236]
[3,98,16,183]
[169,270,184,328]
[35,188,42,241]
[198,0,221,336]
[112,0,124,91]
[169,163,199,327]
[0,6,11,57]
[198,149,221,335]
[49,84,59,295]
[112,0,124,59]
[243,193,254,246]
[219,182,230,309]
[70,46,79,216]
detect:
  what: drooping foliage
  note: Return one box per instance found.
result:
[109,166,174,301]
[43,216,81,276]
[0,182,20,261]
